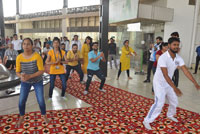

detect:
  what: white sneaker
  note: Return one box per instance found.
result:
[99,89,106,92]
[143,121,152,130]
[61,96,67,101]
[80,81,85,84]
[168,117,178,122]
[83,91,88,95]
[48,98,52,102]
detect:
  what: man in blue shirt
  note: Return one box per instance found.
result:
[84,42,106,95]
[194,45,200,74]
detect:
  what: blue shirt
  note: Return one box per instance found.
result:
[196,46,200,56]
[87,51,102,71]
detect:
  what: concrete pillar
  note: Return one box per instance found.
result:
[99,0,109,77]
[15,15,20,34]
[189,0,200,67]
[15,0,21,34]
[62,0,68,37]
[0,0,5,38]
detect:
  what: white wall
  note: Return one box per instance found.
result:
[164,0,195,66]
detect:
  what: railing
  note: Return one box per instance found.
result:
[4,5,100,21]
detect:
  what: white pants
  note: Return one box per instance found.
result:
[108,54,117,68]
[144,81,178,123]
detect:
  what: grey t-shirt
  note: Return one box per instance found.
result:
[4,49,18,60]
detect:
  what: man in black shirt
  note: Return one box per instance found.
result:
[108,38,118,69]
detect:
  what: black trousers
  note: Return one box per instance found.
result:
[172,69,179,87]
[117,63,130,78]
[146,61,154,80]
[5,60,16,69]
[17,50,23,54]
[85,69,106,91]
[194,55,200,73]
[66,64,83,82]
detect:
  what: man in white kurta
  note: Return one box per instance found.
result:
[143,37,200,130]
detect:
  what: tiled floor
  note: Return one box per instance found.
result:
[8,64,200,115]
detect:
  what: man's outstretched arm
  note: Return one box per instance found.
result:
[181,65,200,90]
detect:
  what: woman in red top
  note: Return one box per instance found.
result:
[152,42,168,74]
[152,42,168,93]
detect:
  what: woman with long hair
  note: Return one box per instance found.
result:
[81,36,93,81]
[15,38,48,127]
[46,37,67,100]
[117,40,137,80]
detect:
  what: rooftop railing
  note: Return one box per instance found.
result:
[4,5,100,21]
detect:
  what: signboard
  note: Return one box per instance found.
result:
[109,0,139,23]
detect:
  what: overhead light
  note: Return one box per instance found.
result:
[127,23,141,32]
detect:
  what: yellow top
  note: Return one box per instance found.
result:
[66,50,83,66]
[16,52,44,83]
[48,49,65,74]
[120,46,135,71]
[16,52,44,73]
[81,43,90,74]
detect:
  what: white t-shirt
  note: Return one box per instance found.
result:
[154,51,185,87]
[33,43,41,53]
[70,40,82,51]
[12,40,22,51]
[43,47,52,54]
[62,41,70,51]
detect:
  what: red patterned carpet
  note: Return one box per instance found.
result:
[1,72,200,133]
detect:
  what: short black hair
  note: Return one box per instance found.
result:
[168,37,180,44]
[160,42,168,50]
[156,36,163,41]
[74,35,78,37]
[13,34,17,37]
[92,42,98,46]
[72,43,78,48]
[171,32,179,38]
[61,43,65,46]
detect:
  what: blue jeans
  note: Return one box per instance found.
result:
[49,74,66,98]
[19,80,46,116]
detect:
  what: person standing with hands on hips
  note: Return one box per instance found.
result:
[15,38,49,127]
[83,42,106,95]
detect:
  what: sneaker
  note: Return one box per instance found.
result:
[143,79,150,83]
[48,98,52,102]
[143,121,152,130]
[193,72,197,74]
[61,96,67,101]
[80,81,85,84]
[168,117,178,122]
[83,91,88,95]
[99,89,106,92]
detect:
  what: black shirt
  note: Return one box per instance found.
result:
[108,43,117,55]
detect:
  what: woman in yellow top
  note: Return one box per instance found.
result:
[15,38,49,127]
[46,37,66,100]
[117,40,137,80]
[81,36,92,81]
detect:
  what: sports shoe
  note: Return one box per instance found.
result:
[83,91,88,95]
[80,81,85,84]
[48,98,52,102]
[99,89,106,92]
[61,96,67,101]
[168,117,178,122]
[143,121,152,130]
[143,79,150,83]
